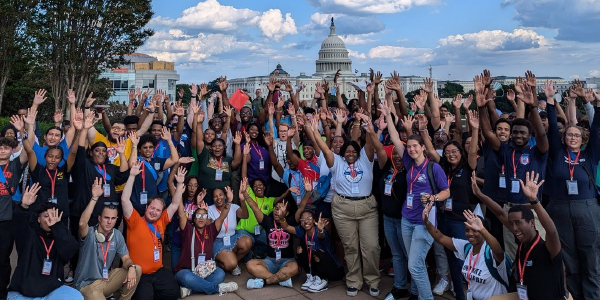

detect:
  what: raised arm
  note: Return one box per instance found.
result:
[14,114,36,171]
[417,115,440,163]
[194,108,206,152]
[121,160,142,219]
[369,118,388,169]
[265,134,284,178]
[519,74,548,153]
[294,178,313,222]
[285,133,300,166]
[66,112,84,172]
[231,131,243,170]
[380,104,405,158]
[464,209,504,264]
[467,111,480,170]
[79,178,104,239]
[167,166,186,219]
[471,171,508,227]
[423,202,456,252]
[240,143,251,180]
[310,120,334,168]
[451,95,464,141]
[475,75,500,151]
[160,127,179,169]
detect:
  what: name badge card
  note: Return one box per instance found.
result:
[223,235,231,246]
[42,259,52,275]
[259,159,265,170]
[104,184,111,197]
[275,249,282,261]
[499,174,506,188]
[198,254,206,264]
[153,249,160,262]
[384,180,392,196]
[215,169,223,181]
[140,191,148,205]
[351,182,359,194]
[254,225,261,235]
[511,179,520,193]
[445,198,453,211]
[517,284,529,300]
[567,180,578,195]
[103,268,109,280]
[406,194,414,209]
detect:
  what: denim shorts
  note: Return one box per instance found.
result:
[212,229,251,259]
[262,256,295,274]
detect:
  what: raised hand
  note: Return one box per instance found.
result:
[91,177,103,199]
[570,79,586,98]
[463,210,484,231]
[67,89,76,104]
[175,166,187,184]
[463,94,473,110]
[85,92,96,108]
[224,186,234,201]
[303,177,313,193]
[264,132,273,147]
[116,137,126,154]
[517,82,535,106]
[315,212,328,231]
[423,78,434,94]
[199,83,208,98]
[223,106,232,119]
[173,104,184,116]
[414,94,427,111]
[243,131,251,144]
[452,94,462,109]
[242,142,251,157]
[218,76,228,92]
[421,201,434,222]
[179,157,195,164]
[239,178,248,199]
[542,80,558,101]
[196,109,205,124]
[417,114,428,131]
[10,115,24,132]
[24,108,37,125]
[514,77,524,95]
[402,114,415,132]
[189,83,198,96]
[277,201,288,220]
[373,71,383,85]
[470,171,483,196]
[33,89,48,105]
[525,70,536,87]
[161,126,171,141]
[506,89,516,103]
[197,189,208,209]
[584,88,595,104]
[519,171,545,201]
[178,88,184,100]
[53,110,64,124]
[47,208,63,228]
[72,109,84,130]
[233,131,242,145]
[334,69,341,84]
[468,110,480,130]
[482,69,493,86]
[22,183,41,207]
[377,115,387,131]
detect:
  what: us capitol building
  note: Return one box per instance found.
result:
[226,18,437,102]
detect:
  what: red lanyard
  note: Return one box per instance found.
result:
[147,222,159,249]
[466,250,480,287]
[409,158,429,193]
[501,165,505,174]
[99,240,112,267]
[141,162,146,191]
[45,168,58,197]
[291,172,300,187]
[517,235,541,284]
[305,229,315,265]
[273,221,282,245]
[251,142,263,160]
[216,207,228,234]
[389,160,399,182]
[194,228,207,254]
[349,163,356,178]
[567,150,581,180]
[216,156,223,169]
[98,164,107,183]
[39,236,54,259]
[511,149,530,179]
[447,175,453,187]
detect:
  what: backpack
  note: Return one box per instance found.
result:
[425,161,445,221]
[464,243,513,290]
[307,162,331,205]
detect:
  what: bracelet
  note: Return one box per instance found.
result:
[319,229,325,234]
[290,115,296,119]
[280,218,287,224]
[529,199,540,205]
[128,264,136,270]
[91,197,99,202]
[418,110,425,114]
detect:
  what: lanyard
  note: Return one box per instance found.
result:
[146,222,159,249]
[466,250,480,287]
[273,221,282,246]
[45,168,58,197]
[154,142,162,156]
[1,162,8,177]
[389,160,399,182]
[567,150,581,180]
[194,228,207,254]
[291,172,300,188]
[216,156,223,169]
[511,148,530,179]
[517,235,541,284]
[409,158,429,193]
[99,240,112,267]
[501,165,505,174]
[97,164,107,184]
[141,162,146,191]
[447,175,453,188]
[305,229,315,266]
[216,207,228,234]
[39,236,54,259]
[349,163,356,178]
[251,142,263,160]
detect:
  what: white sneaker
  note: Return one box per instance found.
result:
[65,271,74,283]
[179,286,191,298]
[308,276,328,293]
[432,278,450,295]
[279,278,293,288]
[231,265,241,276]
[218,282,238,295]
[301,274,315,290]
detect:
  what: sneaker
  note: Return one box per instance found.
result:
[231,265,241,276]
[218,282,238,295]
[383,292,395,300]
[370,287,380,297]
[65,271,74,284]
[391,287,410,299]
[179,287,191,298]
[432,278,450,295]
[301,274,315,290]
[279,278,293,288]
[308,276,328,292]
[246,278,264,289]
[347,286,359,297]
[387,268,395,277]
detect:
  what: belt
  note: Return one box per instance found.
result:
[338,194,371,201]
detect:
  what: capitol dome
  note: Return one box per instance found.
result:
[313,17,353,77]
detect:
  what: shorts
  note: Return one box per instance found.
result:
[262,256,295,274]
[212,229,252,259]
[314,201,332,219]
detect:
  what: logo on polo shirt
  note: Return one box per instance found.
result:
[526,260,533,266]
[343,166,364,183]
[520,154,530,165]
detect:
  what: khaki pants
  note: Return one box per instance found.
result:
[331,194,380,289]
[503,203,546,260]
[80,265,142,300]
[488,292,573,300]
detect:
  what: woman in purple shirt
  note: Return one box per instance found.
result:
[240,123,271,183]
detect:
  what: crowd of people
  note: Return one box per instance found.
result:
[0,68,598,300]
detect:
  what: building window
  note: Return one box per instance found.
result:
[168,79,176,90]
[142,79,155,89]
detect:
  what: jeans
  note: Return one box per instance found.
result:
[240,228,268,259]
[7,285,83,300]
[402,218,434,300]
[383,216,410,290]
[175,268,225,295]
[0,221,14,299]
[547,198,600,300]
[439,217,467,300]
[170,242,182,269]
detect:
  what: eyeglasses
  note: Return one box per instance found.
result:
[300,217,313,222]
[187,184,199,187]
[195,213,208,219]
[111,128,124,132]
[104,202,119,206]
[240,111,252,116]
[444,149,460,156]
[566,133,582,138]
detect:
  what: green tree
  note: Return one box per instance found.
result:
[176,84,192,104]
[30,0,154,112]
[439,81,465,98]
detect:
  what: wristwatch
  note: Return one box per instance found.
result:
[529,199,540,205]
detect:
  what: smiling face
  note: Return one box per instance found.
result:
[406,139,425,160]
[3,129,16,140]
[434,131,449,147]
[240,107,252,123]
[252,180,265,198]
[300,211,315,232]
[303,145,315,160]
[44,148,63,171]
[139,141,154,159]
[193,208,209,229]
[343,145,359,164]
[126,123,138,135]
[109,123,126,143]
[0,145,13,161]
[440,106,449,118]
[495,122,510,142]
[204,129,216,144]
[332,137,344,154]
[38,209,53,233]
[144,198,165,223]
[465,225,484,245]
[210,118,223,132]
[444,144,462,167]
[150,124,163,140]
[211,139,225,158]
[508,211,535,243]
[91,146,107,164]
[248,125,259,140]
[213,189,226,208]
[511,125,530,147]
[563,126,583,151]
[44,128,62,147]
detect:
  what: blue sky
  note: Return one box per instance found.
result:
[143,0,600,84]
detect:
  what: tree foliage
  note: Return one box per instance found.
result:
[439,81,465,98]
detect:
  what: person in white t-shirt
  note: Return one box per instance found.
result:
[422,202,509,300]
[311,117,380,297]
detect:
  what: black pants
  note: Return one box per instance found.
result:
[485,202,505,250]
[296,245,344,281]
[0,220,14,299]
[133,267,179,300]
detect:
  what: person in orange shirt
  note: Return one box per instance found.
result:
[121,160,185,300]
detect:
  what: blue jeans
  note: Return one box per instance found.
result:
[239,228,268,259]
[175,268,225,295]
[262,257,295,274]
[170,241,182,268]
[402,218,434,300]
[439,217,467,300]
[8,286,83,300]
[383,215,411,290]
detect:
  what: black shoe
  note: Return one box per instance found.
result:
[391,287,410,299]
[407,294,419,300]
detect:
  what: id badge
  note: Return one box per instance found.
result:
[215,169,223,181]
[499,174,506,188]
[103,183,111,197]
[517,284,529,300]
[223,235,231,246]
[384,180,392,196]
[445,197,453,211]
[254,225,261,235]
[154,162,160,170]
[48,196,57,204]
[102,267,109,280]
[140,191,148,205]
[153,249,160,262]
[259,159,265,170]
[511,179,520,193]
[42,258,52,275]
[295,193,301,204]
[312,181,318,189]
[406,194,414,209]
[198,254,206,264]
[567,180,578,195]
[275,249,282,261]
[351,182,359,194]
[466,290,473,300]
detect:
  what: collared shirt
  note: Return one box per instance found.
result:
[498,142,548,204]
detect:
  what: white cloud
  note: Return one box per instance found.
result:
[340,34,377,45]
[590,70,600,77]
[368,46,436,65]
[305,0,440,15]
[570,75,580,79]
[282,43,298,50]
[348,49,366,59]
[300,13,385,36]
[438,29,546,51]
[258,9,298,41]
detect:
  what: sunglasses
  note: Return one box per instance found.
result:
[195,213,208,219]
[104,202,119,206]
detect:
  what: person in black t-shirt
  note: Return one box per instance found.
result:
[483,171,567,300]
